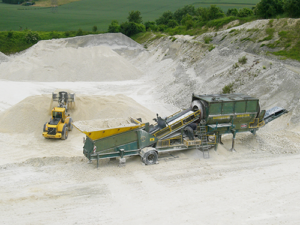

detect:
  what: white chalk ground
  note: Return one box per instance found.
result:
[0,30,300,225]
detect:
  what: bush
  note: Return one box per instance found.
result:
[150,25,158,32]
[174,5,196,23]
[284,0,300,18]
[256,0,284,18]
[65,31,70,37]
[157,24,167,31]
[156,11,174,25]
[278,31,288,38]
[170,37,177,42]
[181,14,193,25]
[258,28,275,42]
[128,11,143,24]
[7,31,13,38]
[76,29,83,36]
[167,26,186,35]
[204,35,212,44]
[238,56,248,64]
[167,19,178,28]
[196,7,210,21]
[237,8,254,17]
[227,8,238,16]
[273,41,300,61]
[25,31,40,44]
[222,83,234,94]
[233,63,239,69]
[120,22,145,36]
[144,21,156,30]
[92,25,97,32]
[206,16,236,30]
[185,20,194,30]
[50,31,60,39]
[207,5,225,20]
[108,20,121,33]
[208,44,215,51]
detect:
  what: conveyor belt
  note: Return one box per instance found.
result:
[149,108,192,134]
[165,108,192,123]
[264,107,288,124]
[150,110,200,140]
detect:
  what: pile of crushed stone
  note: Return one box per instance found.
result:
[0,52,9,63]
[73,118,137,132]
[0,36,143,82]
[0,94,155,134]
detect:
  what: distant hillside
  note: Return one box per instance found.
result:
[0,0,259,31]
[131,18,300,125]
[134,18,300,62]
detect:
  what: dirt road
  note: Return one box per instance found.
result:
[1,139,300,224]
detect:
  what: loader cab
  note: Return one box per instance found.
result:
[53,111,62,119]
[52,107,65,123]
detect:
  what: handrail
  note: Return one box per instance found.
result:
[165,110,183,120]
[156,135,183,148]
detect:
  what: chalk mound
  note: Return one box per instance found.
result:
[64,33,144,50]
[0,43,142,81]
[0,52,9,63]
[0,94,155,134]
[74,118,137,132]
[0,95,51,134]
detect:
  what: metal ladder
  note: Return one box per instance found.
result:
[199,125,210,159]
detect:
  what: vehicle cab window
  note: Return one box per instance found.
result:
[53,112,62,119]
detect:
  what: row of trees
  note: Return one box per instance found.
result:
[256,0,300,18]
[108,5,254,36]
[108,0,300,37]
[108,11,145,36]
[3,0,35,5]
[156,5,255,26]
[2,0,25,3]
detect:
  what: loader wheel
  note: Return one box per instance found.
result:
[68,118,73,131]
[43,123,47,132]
[61,125,68,140]
[142,150,158,165]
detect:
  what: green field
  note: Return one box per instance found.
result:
[0,0,259,31]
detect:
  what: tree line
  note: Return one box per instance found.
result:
[3,0,25,4]
[108,0,300,37]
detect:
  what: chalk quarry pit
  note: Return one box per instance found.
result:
[0,25,300,224]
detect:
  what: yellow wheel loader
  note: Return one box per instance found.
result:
[43,107,73,139]
[43,91,74,140]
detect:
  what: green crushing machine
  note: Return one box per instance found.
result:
[76,93,287,167]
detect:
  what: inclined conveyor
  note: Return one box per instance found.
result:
[149,108,200,140]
